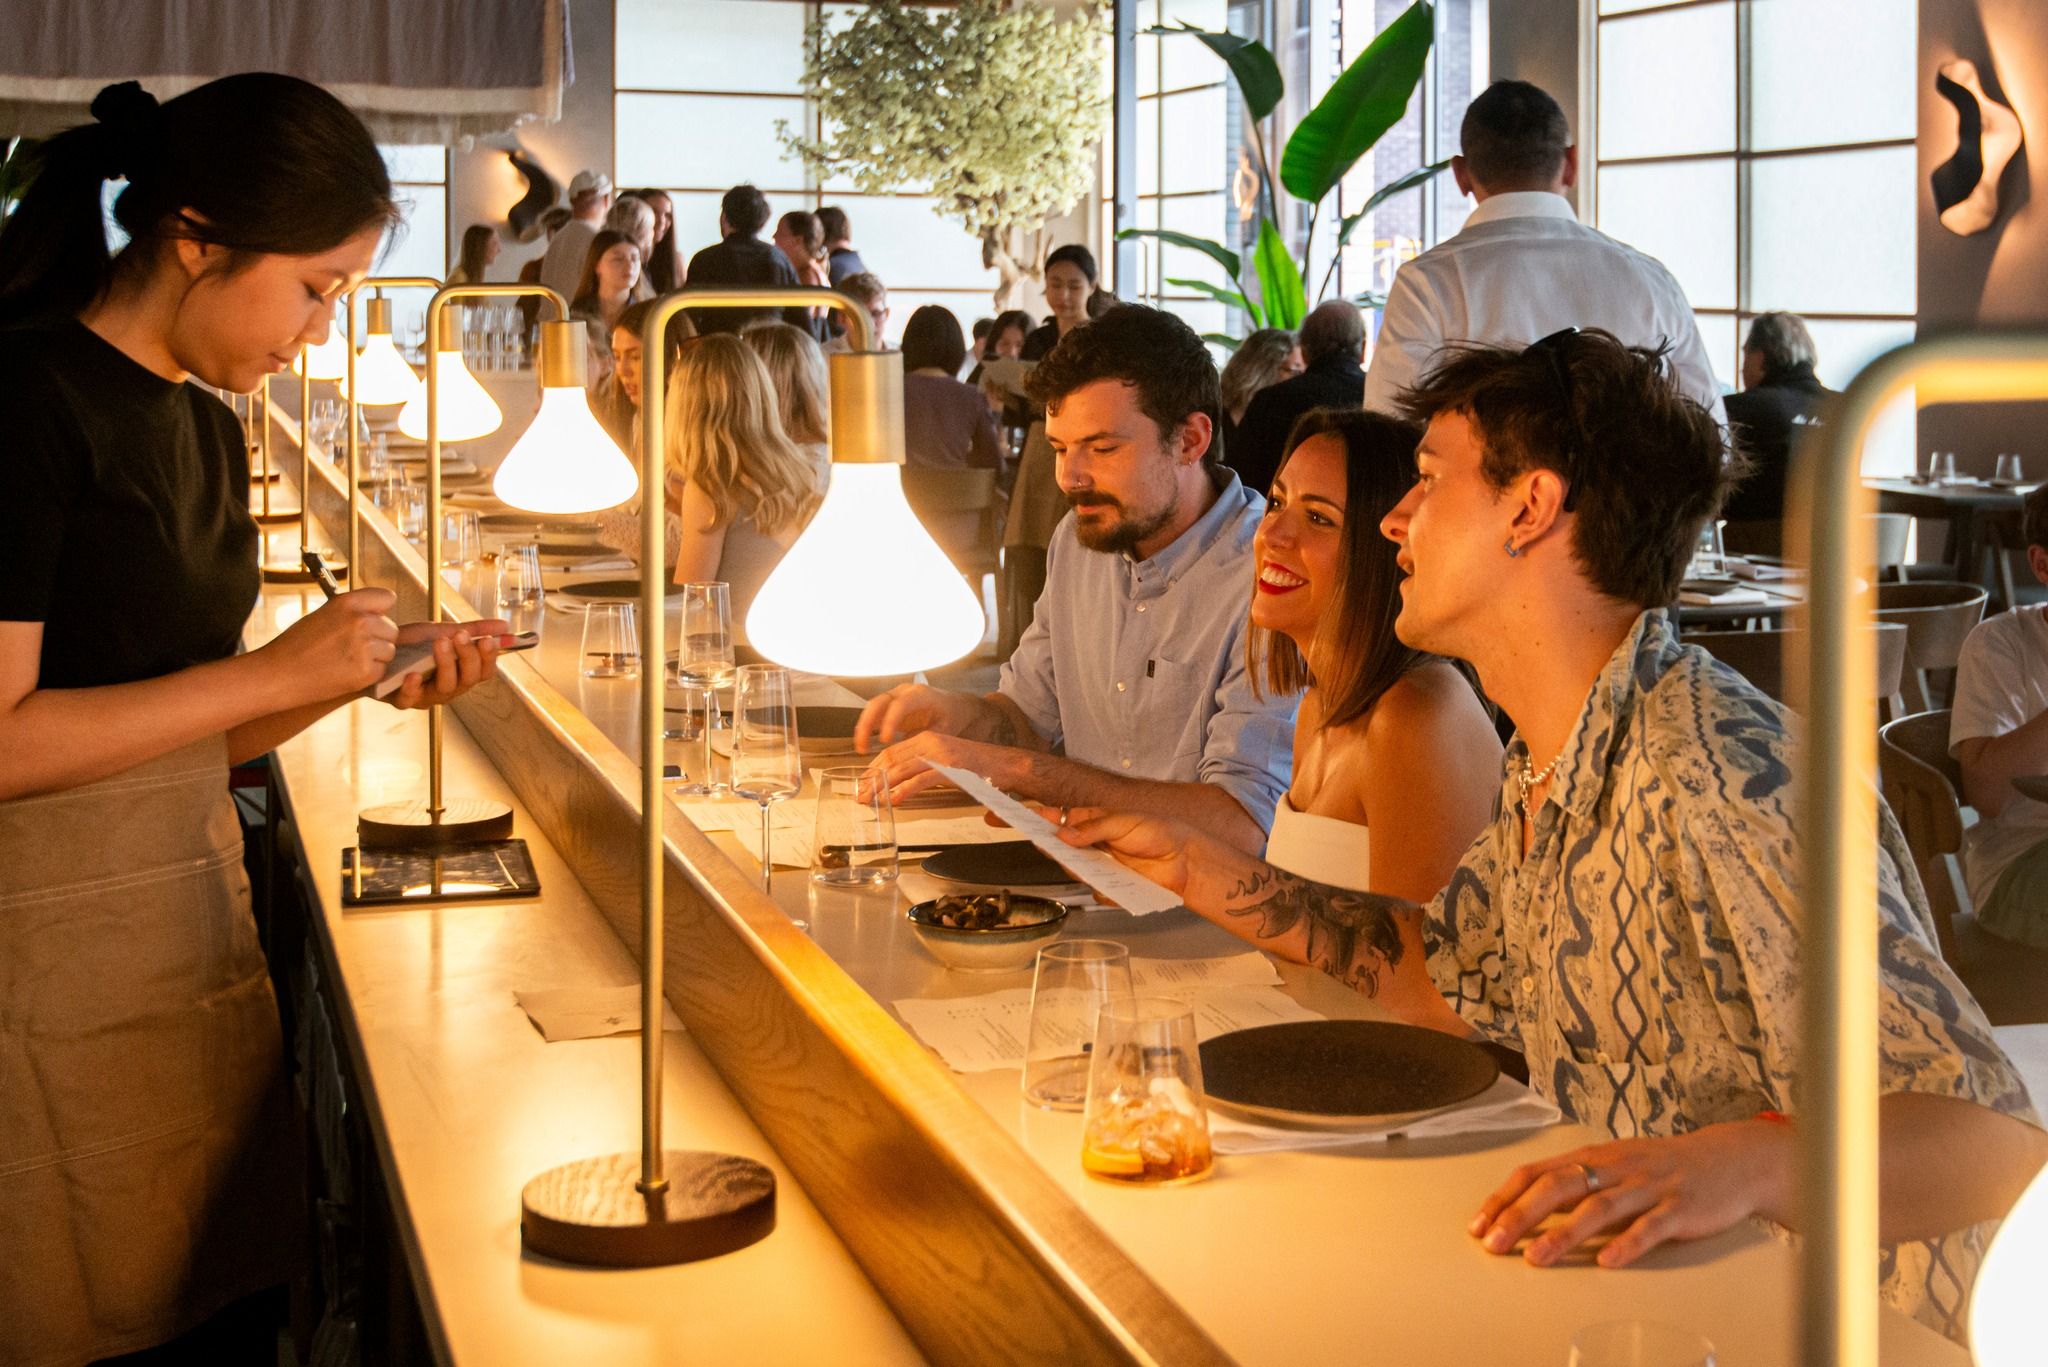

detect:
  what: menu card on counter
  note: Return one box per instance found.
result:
[922,762,1184,915]
[894,954,1315,1073]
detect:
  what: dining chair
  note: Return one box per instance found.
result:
[1874,580,1989,713]
[1688,623,1907,716]
[1878,709,1969,963]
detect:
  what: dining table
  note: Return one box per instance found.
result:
[1866,475,2038,607]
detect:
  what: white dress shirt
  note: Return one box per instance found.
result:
[1364,191,1726,423]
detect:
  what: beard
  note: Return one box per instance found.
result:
[1068,491,1175,555]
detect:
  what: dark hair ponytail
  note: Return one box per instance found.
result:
[0,74,396,325]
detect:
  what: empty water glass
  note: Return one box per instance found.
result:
[396,483,427,543]
[581,602,639,679]
[1687,520,1726,579]
[440,508,481,569]
[1566,1320,1715,1367]
[1996,452,2025,485]
[1024,940,1135,1111]
[1080,996,1214,1186]
[812,766,897,888]
[496,544,544,633]
[1933,450,1959,485]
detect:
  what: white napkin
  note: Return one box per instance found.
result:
[1679,585,1770,607]
[1206,1075,1561,1152]
[562,556,634,573]
[513,985,685,1042]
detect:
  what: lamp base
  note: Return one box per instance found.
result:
[260,549,348,585]
[249,502,302,526]
[521,1151,776,1267]
[357,797,514,849]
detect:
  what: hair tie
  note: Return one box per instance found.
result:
[89,80,160,181]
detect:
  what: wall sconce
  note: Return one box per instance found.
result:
[1933,58,2025,237]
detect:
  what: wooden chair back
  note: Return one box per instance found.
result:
[1688,624,1906,713]
[1875,580,1988,712]
[1878,708,1967,961]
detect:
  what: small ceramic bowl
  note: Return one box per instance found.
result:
[906,893,1070,973]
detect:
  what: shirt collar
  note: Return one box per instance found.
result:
[1463,191,1580,231]
[1124,466,1252,586]
[1507,608,1677,822]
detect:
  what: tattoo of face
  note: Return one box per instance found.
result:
[1221,867,1408,997]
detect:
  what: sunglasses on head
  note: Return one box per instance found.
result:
[1522,327,1585,513]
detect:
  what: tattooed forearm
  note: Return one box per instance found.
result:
[1221,867,1413,997]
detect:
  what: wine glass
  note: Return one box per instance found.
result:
[731,664,803,892]
[670,582,736,792]
[309,398,344,461]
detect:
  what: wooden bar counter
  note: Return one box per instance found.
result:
[254,402,1970,1366]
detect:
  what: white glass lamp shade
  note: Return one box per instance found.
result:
[745,463,984,676]
[343,331,422,407]
[294,330,348,381]
[396,348,504,442]
[491,386,639,515]
[1970,1162,2048,1364]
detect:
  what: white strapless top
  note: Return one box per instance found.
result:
[1263,794,1372,892]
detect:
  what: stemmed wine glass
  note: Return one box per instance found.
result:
[668,583,736,788]
[731,664,803,892]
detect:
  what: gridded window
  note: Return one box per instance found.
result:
[375,145,449,342]
[615,0,1002,343]
[1590,0,1916,394]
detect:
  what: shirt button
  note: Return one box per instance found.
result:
[1519,975,1535,996]
[1121,758,1132,769]
[1116,681,1127,692]
[1136,603,1147,613]
[1596,1051,1612,1066]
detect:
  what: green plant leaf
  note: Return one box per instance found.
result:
[1253,220,1305,330]
[1279,1,1434,205]
[1335,159,1450,249]
[1202,332,1242,352]
[1117,226,1240,280]
[1166,276,1263,327]
[0,137,45,203]
[1143,24,1283,122]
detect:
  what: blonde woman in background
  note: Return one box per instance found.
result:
[743,321,832,483]
[600,336,824,633]
[1217,327,1302,456]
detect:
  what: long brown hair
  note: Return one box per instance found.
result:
[1250,407,1427,730]
[665,334,824,539]
[571,229,638,307]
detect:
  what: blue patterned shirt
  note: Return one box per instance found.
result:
[1423,609,2035,1340]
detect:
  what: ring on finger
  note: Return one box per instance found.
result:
[1060,806,1071,827]
[1575,1162,1604,1195]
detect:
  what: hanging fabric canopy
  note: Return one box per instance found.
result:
[0,0,570,143]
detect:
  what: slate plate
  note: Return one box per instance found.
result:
[1198,1020,1500,1130]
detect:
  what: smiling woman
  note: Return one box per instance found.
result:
[0,73,512,1364]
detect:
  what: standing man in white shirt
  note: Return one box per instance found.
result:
[1364,81,1724,423]
[1951,485,2048,945]
[537,169,612,303]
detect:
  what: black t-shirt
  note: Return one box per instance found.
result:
[0,319,259,689]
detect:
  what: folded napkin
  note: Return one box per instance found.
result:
[1206,1074,1561,1152]
[560,556,634,573]
[1679,585,1769,607]
[513,985,685,1042]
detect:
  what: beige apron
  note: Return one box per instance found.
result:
[0,737,298,1366]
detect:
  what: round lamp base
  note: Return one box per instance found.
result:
[250,503,302,526]
[521,1151,776,1267]
[260,550,348,585]
[357,797,513,849]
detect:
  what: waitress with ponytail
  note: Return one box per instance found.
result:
[0,78,508,1364]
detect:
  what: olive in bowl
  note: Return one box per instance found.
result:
[905,892,1071,973]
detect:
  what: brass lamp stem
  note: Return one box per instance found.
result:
[632,286,875,1194]
[1792,332,2048,1363]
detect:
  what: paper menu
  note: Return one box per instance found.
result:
[922,762,1184,915]
[892,981,1320,1073]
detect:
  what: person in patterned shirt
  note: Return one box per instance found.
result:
[1060,328,2046,1340]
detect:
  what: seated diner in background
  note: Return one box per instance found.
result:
[1226,301,1366,497]
[900,305,1002,472]
[1215,326,1301,459]
[857,304,1297,853]
[1951,483,2048,947]
[1061,328,2044,1342]
[567,228,644,384]
[590,297,696,457]
[595,334,824,636]
[1249,407,1499,1029]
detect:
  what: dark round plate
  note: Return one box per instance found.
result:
[921,840,1072,887]
[795,706,864,739]
[480,514,602,535]
[1198,1020,1500,1129]
[560,578,682,601]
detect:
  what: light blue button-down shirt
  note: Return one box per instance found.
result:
[997,469,1297,831]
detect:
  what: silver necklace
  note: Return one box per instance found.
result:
[1516,746,1566,815]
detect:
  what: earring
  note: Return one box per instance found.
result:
[1504,539,1520,558]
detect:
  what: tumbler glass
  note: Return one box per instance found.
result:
[1566,1321,1715,1367]
[1079,995,1215,1186]
[1023,940,1134,1111]
[580,602,639,678]
[496,544,545,634]
[812,765,897,888]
